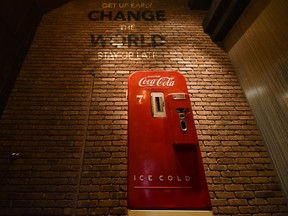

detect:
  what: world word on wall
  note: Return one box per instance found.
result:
[88,2,167,60]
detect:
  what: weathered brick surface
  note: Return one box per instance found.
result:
[0,0,287,215]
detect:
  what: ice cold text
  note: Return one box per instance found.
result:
[133,174,191,183]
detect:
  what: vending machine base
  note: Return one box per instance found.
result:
[128,210,214,216]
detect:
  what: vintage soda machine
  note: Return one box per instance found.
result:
[127,71,213,216]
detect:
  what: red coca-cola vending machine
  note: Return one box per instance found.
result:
[127,71,213,216]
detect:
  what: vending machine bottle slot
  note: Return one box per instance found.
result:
[151,92,166,118]
[156,97,163,112]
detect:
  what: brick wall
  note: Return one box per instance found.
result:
[0,0,287,215]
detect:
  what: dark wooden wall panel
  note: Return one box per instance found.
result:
[35,0,70,14]
[0,0,70,115]
[202,0,251,41]
[0,0,41,114]
[225,0,288,200]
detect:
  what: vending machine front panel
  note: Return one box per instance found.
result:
[128,71,212,214]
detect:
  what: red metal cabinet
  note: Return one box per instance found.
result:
[128,71,212,215]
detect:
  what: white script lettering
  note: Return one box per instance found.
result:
[138,76,175,87]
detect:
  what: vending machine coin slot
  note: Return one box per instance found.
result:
[172,93,186,100]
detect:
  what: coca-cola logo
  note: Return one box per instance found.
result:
[138,76,175,87]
